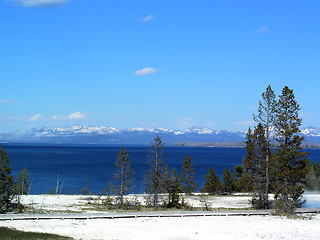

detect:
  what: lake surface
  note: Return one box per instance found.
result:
[4,144,320,197]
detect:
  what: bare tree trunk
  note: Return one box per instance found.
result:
[56,175,59,195]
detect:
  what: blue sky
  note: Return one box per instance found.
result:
[1,0,319,133]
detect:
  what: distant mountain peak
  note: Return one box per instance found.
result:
[184,126,214,134]
[0,125,319,145]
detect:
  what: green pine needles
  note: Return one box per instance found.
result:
[0,145,14,213]
[145,135,168,209]
[202,166,221,195]
[222,167,235,195]
[245,85,310,214]
[17,168,30,195]
[272,86,309,214]
[110,147,135,208]
[181,154,198,194]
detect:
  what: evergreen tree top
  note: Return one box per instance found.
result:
[275,86,303,144]
[182,154,195,171]
[253,85,276,128]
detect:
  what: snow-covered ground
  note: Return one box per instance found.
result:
[14,193,255,213]
[1,212,320,240]
[1,193,320,240]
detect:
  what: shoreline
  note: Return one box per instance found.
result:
[1,194,320,240]
[11,193,255,214]
[4,192,320,214]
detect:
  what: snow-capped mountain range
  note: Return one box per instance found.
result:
[0,125,319,145]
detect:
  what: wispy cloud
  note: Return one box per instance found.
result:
[134,67,159,76]
[28,113,43,122]
[254,25,268,35]
[140,14,154,22]
[0,114,25,121]
[0,99,22,104]
[8,0,69,7]
[235,120,255,126]
[67,111,87,120]
[0,99,12,103]
[51,112,87,121]
[1,112,87,123]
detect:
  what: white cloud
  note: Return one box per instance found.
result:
[254,25,268,35]
[134,67,159,76]
[140,14,154,22]
[67,112,87,120]
[0,99,22,103]
[8,0,68,7]
[0,114,25,121]
[0,99,12,103]
[182,117,192,122]
[235,120,255,126]
[51,112,87,120]
[1,112,87,123]
[28,113,43,122]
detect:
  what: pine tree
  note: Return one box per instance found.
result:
[202,166,221,195]
[167,168,183,207]
[0,145,14,213]
[145,135,167,209]
[162,165,175,206]
[110,147,134,208]
[305,161,318,191]
[172,168,183,194]
[234,165,251,192]
[242,127,255,191]
[250,123,270,209]
[253,85,276,204]
[181,154,198,194]
[313,162,320,190]
[273,86,309,214]
[222,167,235,195]
[17,168,30,195]
[313,161,320,178]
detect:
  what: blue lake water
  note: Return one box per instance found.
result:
[3,144,320,201]
[303,200,320,208]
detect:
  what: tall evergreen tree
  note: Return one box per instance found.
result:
[273,86,309,214]
[222,167,235,195]
[253,85,276,205]
[250,123,270,209]
[181,154,198,194]
[110,147,134,208]
[0,145,14,213]
[161,164,175,206]
[242,127,255,191]
[202,166,221,195]
[145,135,167,209]
[167,168,183,207]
